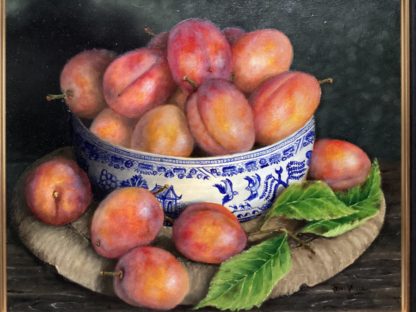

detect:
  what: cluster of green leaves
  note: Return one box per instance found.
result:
[195,160,381,311]
[300,160,381,237]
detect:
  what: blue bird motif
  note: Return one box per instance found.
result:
[244,174,261,201]
[213,178,238,205]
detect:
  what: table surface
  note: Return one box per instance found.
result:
[6,161,401,312]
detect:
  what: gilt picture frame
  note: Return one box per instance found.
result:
[0,0,411,311]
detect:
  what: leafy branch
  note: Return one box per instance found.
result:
[195,160,382,311]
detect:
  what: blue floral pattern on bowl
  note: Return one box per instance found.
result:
[72,116,315,221]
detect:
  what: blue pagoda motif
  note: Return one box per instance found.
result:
[151,184,183,214]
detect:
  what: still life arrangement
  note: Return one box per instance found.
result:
[11,18,384,311]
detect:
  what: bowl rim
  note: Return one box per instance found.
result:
[72,115,315,165]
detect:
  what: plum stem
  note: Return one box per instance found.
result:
[318,78,334,85]
[46,94,65,101]
[52,191,59,199]
[46,90,73,101]
[144,26,157,37]
[183,76,197,90]
[100,270,123,279]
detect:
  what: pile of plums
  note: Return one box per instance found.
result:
[26,18,373,310]
[24,157,248,309]
[49,18,322,157]
[23,137,371,310]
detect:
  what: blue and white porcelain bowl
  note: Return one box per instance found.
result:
[72,116,315,222]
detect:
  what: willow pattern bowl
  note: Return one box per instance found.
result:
[71,116,315,222]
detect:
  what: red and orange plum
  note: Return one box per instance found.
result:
[130,105,194,157]
[103,48,175,119]
[113,246,189,310]
[172,203,247,264]
[232,29,293,93]
[56,49,116,119]
[186,79,255,156]
[90,187,163,259]
[309,139,372,191]
[222,26,245,46]
[250,71,321,146]
[90,108,135,147]
[24,157,92,225]
[168,18,232,92]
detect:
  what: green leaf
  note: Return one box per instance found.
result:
[264,181,356,223]
[336,159,381,210]
[299,206,379,237]
[300,160,382,237]
[195,233,291,311]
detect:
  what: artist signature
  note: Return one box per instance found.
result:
[332,284,366,293]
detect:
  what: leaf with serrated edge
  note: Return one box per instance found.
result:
[300,207,379,237]
[300,160,382,237]
[336,160,381,209]
[194,233,291,311]
[264,181,356,223]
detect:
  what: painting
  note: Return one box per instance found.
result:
[1,0,409,311]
